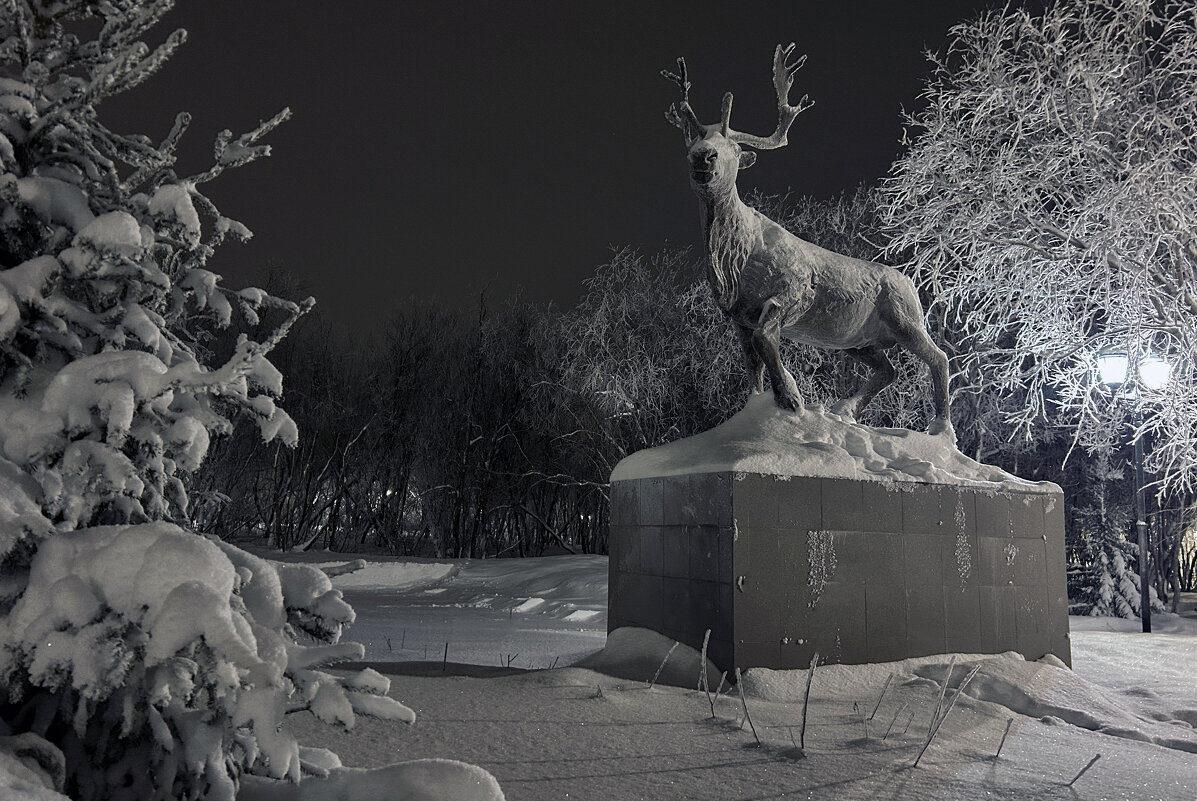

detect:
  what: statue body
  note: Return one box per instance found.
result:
[665,46,951,436]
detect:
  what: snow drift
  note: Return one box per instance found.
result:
[612,394,1053,489]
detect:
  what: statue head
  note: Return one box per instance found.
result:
[688,130,757,196]
[662,45,812,199]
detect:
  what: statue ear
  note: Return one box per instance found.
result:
[738,150,757,170]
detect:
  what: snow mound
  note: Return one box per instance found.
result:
[0,733,68,801]
[923,656,1197,753]
[739,651,1028,703]
[512,597,546,613]
[574,627,719,688]
[239,759,504,801]
[742,650,1197,755]
[612,394,1051,489]
[322,560,457,590]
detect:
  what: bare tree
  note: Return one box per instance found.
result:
[881,0,1197,495]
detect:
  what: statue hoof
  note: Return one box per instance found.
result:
[773,391,803,413]
[927,417,956,443]
[830,398,859,419]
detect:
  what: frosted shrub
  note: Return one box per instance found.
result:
[0,3,412,799]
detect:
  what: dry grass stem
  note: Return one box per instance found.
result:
[930,656,957,726]
[869,672,893,720]
[883,701,909,740]
[1066,754,1101,787]
[698,629,712,692]
[734,667,762,746]
[648,642,680,689]
[995,718,1013,758]
[913,664,981,767]
[711,670,729,717]
[800,652,819,750]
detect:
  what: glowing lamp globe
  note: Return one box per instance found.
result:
[1096,351,1129,387]
[1139,355,1171,390]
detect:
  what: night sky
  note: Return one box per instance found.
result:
[104,1,1025,332]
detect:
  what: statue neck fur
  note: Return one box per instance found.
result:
[698,187,759,312]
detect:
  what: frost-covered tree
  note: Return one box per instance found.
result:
[0,3,419,800]
[880,0,1197,498]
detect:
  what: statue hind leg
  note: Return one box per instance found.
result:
[832,344,896,420]
[881,278,953,438]
[897,326,952,438]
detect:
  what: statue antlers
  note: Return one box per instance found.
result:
[663,43,814,149]
[663,45,952,437]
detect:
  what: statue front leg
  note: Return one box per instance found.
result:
[751,301,802,411]
[736,323,766,394]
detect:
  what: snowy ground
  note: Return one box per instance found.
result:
[238,546,609,671]
[334,555,607,671]
[253,548,1197,801]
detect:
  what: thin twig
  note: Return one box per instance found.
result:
[735,667,762,746]
[711,670,728,715]
[883,701,909,740]
[914,664,981,767]
[1066,754,1101,787]
[648,642,679,690]
[700,638,714,716]
[995,718,1013,758]
[930,656,958,728]
[800,652,819,750]
[869,672,894,721]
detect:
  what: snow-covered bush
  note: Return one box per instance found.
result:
[0,3,413,799]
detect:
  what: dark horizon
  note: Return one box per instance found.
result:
[102,1,1033,331]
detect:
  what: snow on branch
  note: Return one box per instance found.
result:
[0,5,376,800]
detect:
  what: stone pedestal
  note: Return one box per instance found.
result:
[607,472,1070,672]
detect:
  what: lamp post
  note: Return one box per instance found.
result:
[1096,351,1170,633]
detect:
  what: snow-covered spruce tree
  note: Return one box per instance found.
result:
[1066,455,1166,617]
[0,3,416,800]
[1070,535,1165,618]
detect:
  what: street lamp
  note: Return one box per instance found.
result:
[1096,350,1170,633]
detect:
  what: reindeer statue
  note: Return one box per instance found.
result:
[663,44,952,437]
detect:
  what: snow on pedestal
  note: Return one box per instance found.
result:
[608,396,1070,671]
